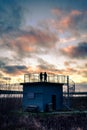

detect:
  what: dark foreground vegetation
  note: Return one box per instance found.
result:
[0,111,87,130]
[70,96,87,110]
[0,96,87,130]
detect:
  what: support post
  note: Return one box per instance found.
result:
[67,76,70,107]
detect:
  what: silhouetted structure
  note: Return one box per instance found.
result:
[40,72,43,81]
[22,82,63,112]
[21,73,75,112]
[44,72,47,82]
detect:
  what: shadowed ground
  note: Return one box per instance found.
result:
[0,97,87,130]
[0,111,87,130]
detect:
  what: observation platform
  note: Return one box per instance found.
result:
[24,73,74,84]
[23,73,75,91]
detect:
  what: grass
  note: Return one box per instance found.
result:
[0,96,87,130]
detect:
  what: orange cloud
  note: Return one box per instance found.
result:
[51,8,63,15]
[52,8,82,17]
[50,8,84,33]
[70,10,82,16]
[14,29,58,54]
[60,16,72,29]
[17,34,37,44]
[1,28,58,59]
[61,42,87,59]
[62,46,75,54]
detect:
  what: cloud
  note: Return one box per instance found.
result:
[36,58,57,72]
[70,10,82,16]
[50,8,87,35]
[2,65,28,76]
[0,57,14,68]
[37,59,87,78]
[0,60,6,68]
[62,66,87,79]
[76,63,87,78]
[61,42,87,59]
[0,0,23,35]
[0,27,58,60]
[16,28,58,48]
[81,70,87,77]
[76,83,87,92]
[64,61,76,67]
[36,58,68,75]
[52,8,82,16]
[52,8,64,16]
[85,63,87,68]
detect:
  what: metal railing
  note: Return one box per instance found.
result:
[24,73,68,84]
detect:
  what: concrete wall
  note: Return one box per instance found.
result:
[23,83,44,111]
[22,82,63,112]
[43,83,63,111]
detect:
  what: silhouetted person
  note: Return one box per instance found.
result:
[44,72,47,82]
[40,72,43,82]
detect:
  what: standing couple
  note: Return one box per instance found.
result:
[40,72,47,82]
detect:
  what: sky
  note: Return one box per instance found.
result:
[0,0,87,91]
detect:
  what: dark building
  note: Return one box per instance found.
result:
[21,73,75,112]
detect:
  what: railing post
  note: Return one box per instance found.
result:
[67,76,70,107]
[24,74,25,83]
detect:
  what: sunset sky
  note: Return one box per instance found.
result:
[0,0,87,91]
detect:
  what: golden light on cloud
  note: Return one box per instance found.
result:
[63,46,75,54]
[71,10,82,16]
